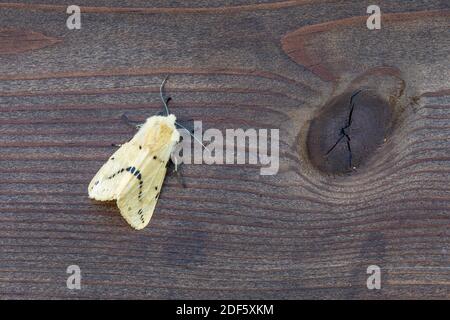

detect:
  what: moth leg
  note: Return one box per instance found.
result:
[121,113,143,129]
[173,156,178,172]
[166,158,186,188]
[174,163,187,189]
[171,140,186,173]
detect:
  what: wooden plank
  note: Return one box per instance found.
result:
[0,0,449,299]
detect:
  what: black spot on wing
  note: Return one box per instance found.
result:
[138,209,144,223]
[104,166,145,201]
[122,167,145,201]
[107,168,127,180]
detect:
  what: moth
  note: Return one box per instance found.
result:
[88,77,180,230]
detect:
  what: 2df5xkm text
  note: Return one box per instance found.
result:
[176,304,274,317]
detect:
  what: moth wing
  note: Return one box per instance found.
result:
[89,114,179,230]
[115,114,179,229]
[88,142,143,201]
[117,158,168,230]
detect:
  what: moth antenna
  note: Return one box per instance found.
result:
[160,76,170,116]
[175,121,211,152]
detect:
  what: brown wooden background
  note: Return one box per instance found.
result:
[0,0,449,299]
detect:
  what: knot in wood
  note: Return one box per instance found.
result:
[307,90,393,175]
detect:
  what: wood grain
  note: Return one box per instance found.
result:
[0,29,61,55]
[0,0,449,299]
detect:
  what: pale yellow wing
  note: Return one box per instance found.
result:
[116,157,168,230]
[88,142,144,201]
[114,114,179,229]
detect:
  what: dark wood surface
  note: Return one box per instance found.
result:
[0,0,449,299]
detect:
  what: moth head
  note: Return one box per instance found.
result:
[139,115,178,152]
[165,114,176,124]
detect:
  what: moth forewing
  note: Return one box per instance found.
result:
[88,142,143,201]
[88,114,180,229]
